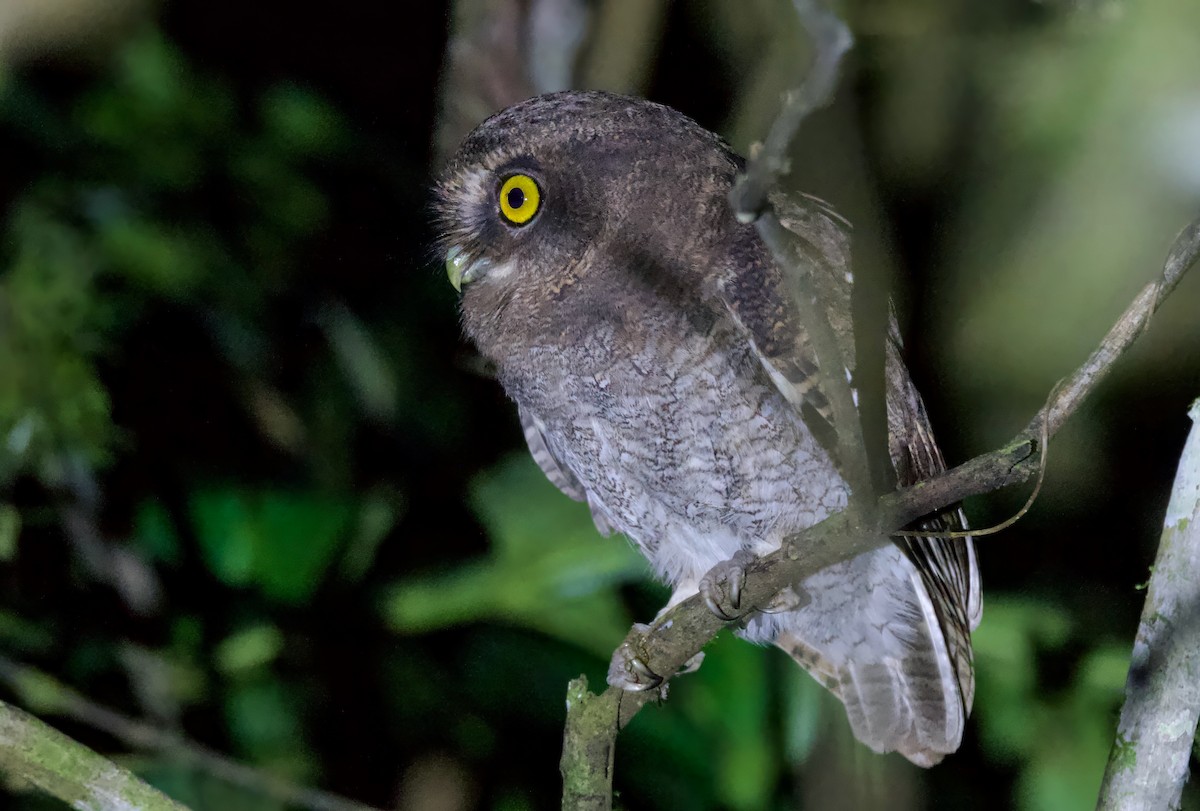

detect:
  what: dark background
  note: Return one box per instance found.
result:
[1,0,1199,809]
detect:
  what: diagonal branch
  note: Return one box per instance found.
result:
[0,698,188,811]
[561,213,1200,809]
[625,214,1200,702]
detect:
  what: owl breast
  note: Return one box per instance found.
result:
[501,302,849,591]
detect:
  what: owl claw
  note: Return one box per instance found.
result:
[704,592,736,621]
[625,657,663,690]
[607,625,706,693]
[698,549,758,623]
[608,623,664,692]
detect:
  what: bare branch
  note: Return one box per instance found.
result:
[729,2,874,502]
[1096,397,1200,811]
[729,0,854,223]
[758,212,877,502]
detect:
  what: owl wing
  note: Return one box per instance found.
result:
[519,407,615,537]
[716,192,853,436]
[884,319,983,707]
[717,191,981,765]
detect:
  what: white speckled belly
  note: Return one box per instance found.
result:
[515,318,849,592]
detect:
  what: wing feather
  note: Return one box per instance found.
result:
[719,192,981,762]
[519,407,615,537]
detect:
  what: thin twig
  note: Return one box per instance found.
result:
[1096,397,1200,811]
[729,0,854,222]
[0,656,385,811]
[730,1,874,505]
[894,380,1058,539]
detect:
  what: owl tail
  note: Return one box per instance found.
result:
[768,544,973,768]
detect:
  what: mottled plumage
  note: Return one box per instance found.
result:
[435,91,980,766]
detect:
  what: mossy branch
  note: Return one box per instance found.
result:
[0,697,189,811]
[0,656,386,811]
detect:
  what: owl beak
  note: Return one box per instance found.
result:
[446,247,482,292]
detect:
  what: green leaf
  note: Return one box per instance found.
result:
[0,610,54,653]
[224,680,313,780]
[336,490,402,583]
[1075,643,1130,699]
[382,453,650,657]
[321,304,398,422]
[190,490,258,587]
[695,636,775,810]
[1017,719,1112,811]
[781,658,826,764]
[0,205,113,481]
[99,219,209,296]
[189,489,353,603]
[133,499,181,566]
[215,624,285,676]
[972,596,1073,762]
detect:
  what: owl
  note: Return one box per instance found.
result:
[435,91,981,767]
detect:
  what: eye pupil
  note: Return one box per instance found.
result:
[507,187,525,209]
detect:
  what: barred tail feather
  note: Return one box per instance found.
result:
[770,546,966,767]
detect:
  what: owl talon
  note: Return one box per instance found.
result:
[606,632,705,692]
[698,549,758,622]
[608,623,664,691]
[704,593,736,621]
[626,657,663,690]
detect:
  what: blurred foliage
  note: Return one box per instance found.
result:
[384,453,648,657]
[1,29,351,488]
[0,1,1198,810]
[973,598,1129,810]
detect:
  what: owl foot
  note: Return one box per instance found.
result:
[606,624,706,693]
[698,549,758,622]
[761,584,810,613]
[608,623,663,691]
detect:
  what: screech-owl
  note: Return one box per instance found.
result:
[434,91,981,766]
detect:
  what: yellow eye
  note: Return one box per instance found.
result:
[498,174,541,226]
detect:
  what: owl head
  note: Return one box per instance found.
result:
[433,92,745,308]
